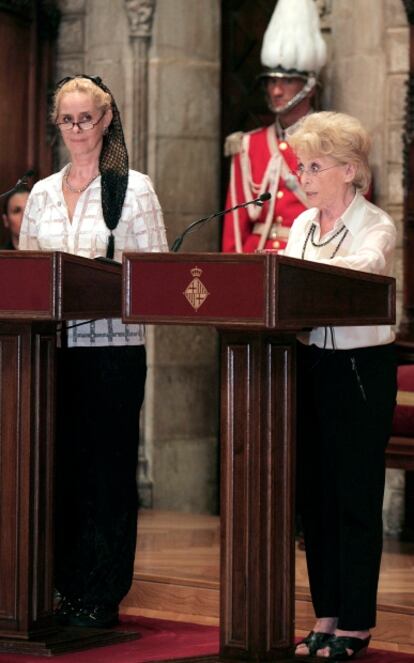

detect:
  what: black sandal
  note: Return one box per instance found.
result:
[295,630,333,656]
[319,634,371,660]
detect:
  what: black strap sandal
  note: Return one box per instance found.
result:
[321,634,371,660]
[295,630,333,656]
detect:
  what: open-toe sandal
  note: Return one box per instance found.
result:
[295,630,333,656]
[319,634,371,660]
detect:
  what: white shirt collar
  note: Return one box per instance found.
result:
[303,190,366,236]
[275,111,312,140]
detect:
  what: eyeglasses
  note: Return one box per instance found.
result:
[296,163,343,178]
[56,111,106,132]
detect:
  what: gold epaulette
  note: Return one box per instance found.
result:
[224,131,244,157]
[224,127,265,157]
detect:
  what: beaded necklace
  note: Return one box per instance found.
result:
[64,165,99,194]
[301,222,349,260]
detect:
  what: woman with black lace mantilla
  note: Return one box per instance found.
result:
[19,75,168,628]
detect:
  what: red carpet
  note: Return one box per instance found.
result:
[361,652,414,663]
[0,616,219,662]
[0,617,412,662]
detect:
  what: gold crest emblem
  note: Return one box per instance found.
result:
[183,267,210,311]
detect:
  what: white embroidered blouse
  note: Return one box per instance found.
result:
[19,166,168,347]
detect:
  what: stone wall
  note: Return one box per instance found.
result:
[146,0,221,513]
[322,0,408,313]
[56,0,221,513]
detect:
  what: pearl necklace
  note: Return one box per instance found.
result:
[301,222,349,260]
[64,165,99,194]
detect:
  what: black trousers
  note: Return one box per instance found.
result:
[296,342,397,630]
[54,345,146,607]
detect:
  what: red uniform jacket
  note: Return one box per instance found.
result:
[222,125,308,253]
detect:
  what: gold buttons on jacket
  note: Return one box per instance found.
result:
[272,240,281,249]
[279,142,288,151]
[277,190,284,199]
[276,215,283,223]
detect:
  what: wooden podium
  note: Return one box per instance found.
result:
[0,251,138,655]
[123,252,395,662]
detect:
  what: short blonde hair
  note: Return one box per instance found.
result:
[289,111,372,194]
[51,77,112,123]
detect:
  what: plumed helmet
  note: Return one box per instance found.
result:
[260,0,327,81]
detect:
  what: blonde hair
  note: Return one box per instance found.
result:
[51,77,112,122]
[289,111,372,194]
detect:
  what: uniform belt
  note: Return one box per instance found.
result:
[252,223,290,240]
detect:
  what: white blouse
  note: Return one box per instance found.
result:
[283,192,396,349]
[19,166,168,347]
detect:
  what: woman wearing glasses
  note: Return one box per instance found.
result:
[19,76,168,628]
[284,112,397,660]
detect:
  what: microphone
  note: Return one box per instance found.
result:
[170,192,272,252]
[0,169,34,200]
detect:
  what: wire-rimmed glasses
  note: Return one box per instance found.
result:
[56,111,106,132]
[295,163,343,178]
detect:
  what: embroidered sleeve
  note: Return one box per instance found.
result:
[128,175,168,253]
[18,190,44,250]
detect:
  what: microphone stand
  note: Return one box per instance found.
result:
[170,193,271,252]
[0,170,34,200]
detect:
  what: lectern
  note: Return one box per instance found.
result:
[123,252,395,663]
[0,251,136,655]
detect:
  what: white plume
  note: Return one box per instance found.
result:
[261,0,327,74]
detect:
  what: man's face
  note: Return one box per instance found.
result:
[265,76,306,114]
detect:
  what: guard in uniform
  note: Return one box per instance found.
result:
[222,0,327,253]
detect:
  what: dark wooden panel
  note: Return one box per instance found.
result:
[0,259,140,652]
[274,257,396,328]
[59,254,122,319]
[220,332,295,660]
[0,1,59,247]
[0,10,31,196]
[267,343,295,651]
[386,436,414,470]
[0,334,20,624]
[0,254,53,317]
[124,253,268,325]
[31,330,56,624]
[0,252,122,321]
[123,253,395,330]
[0,325,56,636]
[221,342,250,650]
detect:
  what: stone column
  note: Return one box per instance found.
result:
[55,0,221,514]
[124,0,156,173]
[122,0,157,507]
[55,0,86,167]
[145,0,221,513]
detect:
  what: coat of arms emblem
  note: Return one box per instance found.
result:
[183,267,210,311]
